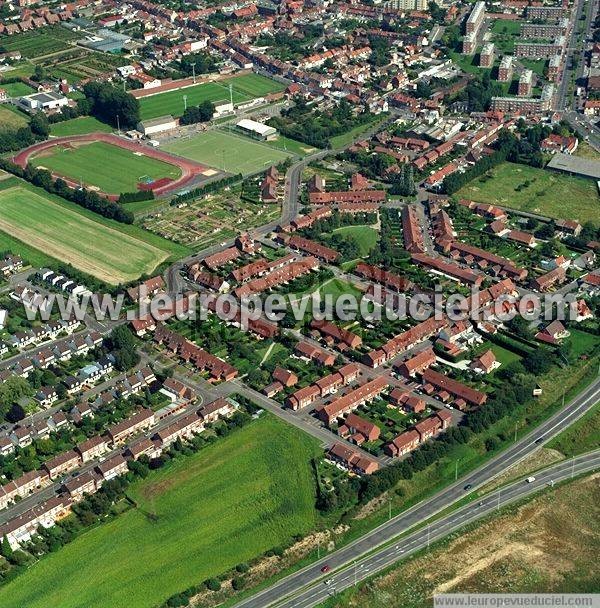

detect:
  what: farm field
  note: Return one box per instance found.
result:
[49,116,113,137]
[0,415,321,608]
[0,185,173,283]
[0,26,79,59]
[321,475,600,608]
[141,182,280,248]
[0,80,35,97]
[0,105,28,129]
[29,141,182,194]
[164,129,292,175]
[139,73,284,120]
[456,162,600,224]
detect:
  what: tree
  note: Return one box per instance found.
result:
[83,82,140,129]
[0,536,12,559]
[30,112,50,138]
[523,350,552,375]
[179,100,215,125]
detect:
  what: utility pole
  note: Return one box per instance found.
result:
[388,498,392,521]
[116,114,120,135]
[496,490,500,512]
[317,540,320,560]
[229,83,233,108]
[427,523,430,550]
[192,62,196,84]
[571,455,575,479]
[514,422,518,442]
[183,95,187,111]
[455,459,459,481]
[354,560,357,587]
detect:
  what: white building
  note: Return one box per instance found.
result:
[17,92,68,113]
[236,118,277,141]
[137,115,178,136]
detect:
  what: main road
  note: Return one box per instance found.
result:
[279,450,600,608]
[234,376,600,608]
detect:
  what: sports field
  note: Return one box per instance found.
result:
[457,162,600,224]
[49,116,113,137]
[164,129,292,174]
[0,186,171,283]
[0,415,320,608]
[30,141,182,194]
[138,73,284,120]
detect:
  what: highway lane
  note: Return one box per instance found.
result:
[234,376,600,608]
[281,451,600,608]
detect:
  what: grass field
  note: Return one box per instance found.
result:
[0,186,172,283]
[164,130,292,174]
[49,116,113,137]
[139,73,284,120]
[330,116,387,149]
[30,141,182,194]
[332,225,379,256]
[0,416,320,608]
[547,402,600,457]
[0,80,35,97]
[0,105,28,129]
[457,162,600,224]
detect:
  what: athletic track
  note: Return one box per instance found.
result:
[12,133,210,200]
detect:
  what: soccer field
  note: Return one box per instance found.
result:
[0,415,320,608]
[0,186,171,283]
[164,130,292,174]
[49,116,113,137]
[138,73,284,120]
[30,141,182,194]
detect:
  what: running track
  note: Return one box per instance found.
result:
[12,133,212,200]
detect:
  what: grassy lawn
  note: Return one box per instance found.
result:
[0,105,28,129]
[164,130,292,175]
[139,73,284,120]
[0,80,35,97]
[456,162,600,224]
[488,343,522,368]
[519,59,547,78]
[266,135,319,156]
[330,115,387,149]
[574,141,600,161]
[50,116,113,137]
[546,402,600,457]
[0,416,320,608]
[30,141,182,194]
[0,185,175,283]
[317,277,363,300]
[332,225,379,256]
[566,328,599,359]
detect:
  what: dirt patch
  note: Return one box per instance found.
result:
[354,491,391,520]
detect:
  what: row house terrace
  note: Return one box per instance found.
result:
[286,363,361,410]
[384,409,452,457]
[327,442,379,475]
[316,377,389,426]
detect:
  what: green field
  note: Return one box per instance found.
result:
[457,162,600,224]
[0,105,28,129]
[547,402,600,457]
[139,73,284,120]
[50,116,113,137]
[30,141,182,194]
[0,416,320,608]
[164,129,292,174]
[0,186,173,283]
[0,26,79,59]
[332,225,379,256]
[0,80,35,97]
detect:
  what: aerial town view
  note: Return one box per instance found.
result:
[0,0,598,606]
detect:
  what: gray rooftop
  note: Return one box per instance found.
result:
[547,153,600,180]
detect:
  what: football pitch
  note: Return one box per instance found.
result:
[29,141,182,194]
[0,186,171,283]
[138,73,285,120]
[0,415,320,608]
[164,129,292,175]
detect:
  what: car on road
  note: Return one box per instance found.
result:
[526,476,536,483]
[325,579,333,586]
[320,565,331,573]
[463,483,472,491]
